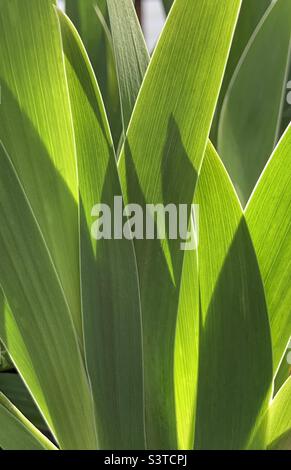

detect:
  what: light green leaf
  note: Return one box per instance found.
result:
[268,377,291,449]
[194,144,272,449]
[0,392,56,450]
[250,376,291,450]
[0,143,97,449]
[0,0,81,343]
[65,0,122,147]
[107,0,149,131]
[118,0,242,448]
[218,0,291,205]
[0,373,46,432]
[108,0,198,450]
[246,125,291,374]
[58,10,145,449]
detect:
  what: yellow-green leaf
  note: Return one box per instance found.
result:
[118,0,242,448]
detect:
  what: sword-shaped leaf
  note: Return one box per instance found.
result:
[118,0,242,448]
[107,0,149,131]
[58,10,145,449]
[107,0,198,449]
[267,377,291,449]
[218,0,291,205]
[65,0,122,147]
[195,143,273,449]
[0,142,97,449]
[0,0,82,340]
[211,0,271,144]
[246,126,291,375]
[0,373,46,432]
[0,392,56,450]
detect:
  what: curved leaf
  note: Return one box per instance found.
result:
[0,142,97,449]
[58,10,145,449]
[66,0,122,147]
[0,373,46,432]
[211,0,271,144]
[0,393,56,450]
[218,0,291,205]
[0,0,82,340]
[268,377,291,449]
[246,125,291,373]
[118,0,242,448]
[194,144,272,449]
[107,0,149,131]
[0,343,13,372]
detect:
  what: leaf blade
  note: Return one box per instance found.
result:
[218,0,291,205]
[0,142,97,449]
[0,0,82,343]
[0,392,56,450]
[107,0,149,131]
[58,10,145,449]
[246,125,291,374]
[195,143,273,449]
[118,0,242,448]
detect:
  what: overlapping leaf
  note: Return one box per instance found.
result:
[0,373,46,432]
[218,0,291,205]
[0,392,56,450]
[267,377,291,449]
[162,0,173,16]
[58,10,145,449]
[0,0,97,449]
[195,144,272,449]
[107,0,149,131]
[118,0,242,448]
[107,0,199,450]
[0,142,97,449]
[211,0,271,144]
[246,126,291,374]
[0,0,82,340]
[66,0,121,147]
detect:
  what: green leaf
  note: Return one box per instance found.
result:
[0,143,97,449]
[0,392,56,450]
[221,0,270,98]
[268,377,291,449]
[0,0,82,343]
[107,0,149,131]
[218,0,291,205]
[251,376,291,450]
[274,346,291,396]
[65,0,122,147]
[246,125,291,374]
[0,373,46,432]
[194,144,272,449]
[162,0,173,15]
[58,10,145,449]
[118,0,242,448]
[0,343,13,372]
[107,0,198,450]
[211,0,271,144]
[280,58,291,135]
